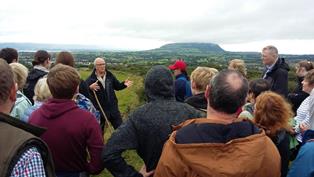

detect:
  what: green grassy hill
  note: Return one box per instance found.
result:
[147,42,225,55]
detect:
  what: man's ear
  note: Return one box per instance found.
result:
[9,83,17,102]
[205,85,210,100]
[72,86,80,100]
[44,58,51,68]
[191,80,196,90]
[272,54,278,62]
[75,85,79,94]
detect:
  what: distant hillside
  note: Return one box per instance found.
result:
[0,42,107,52]
[146,43,225,55]
[4,42,314,63]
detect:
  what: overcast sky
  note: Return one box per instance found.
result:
[1,0,314,54]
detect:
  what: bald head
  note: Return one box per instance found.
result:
[208,69,249,114]
[225,72,243,90]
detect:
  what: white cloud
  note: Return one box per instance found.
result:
[221,40,314,55]
[0,0,314,54]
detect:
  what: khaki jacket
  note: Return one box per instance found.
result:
[0,113,55,177]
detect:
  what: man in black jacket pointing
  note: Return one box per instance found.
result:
[85,57,132,131]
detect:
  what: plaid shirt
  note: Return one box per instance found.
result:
[10,147,46,177]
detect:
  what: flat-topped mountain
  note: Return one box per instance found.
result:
[147,42,225,54]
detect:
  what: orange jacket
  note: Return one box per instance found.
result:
[154,118,281,177]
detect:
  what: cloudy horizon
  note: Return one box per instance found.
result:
[1,0,314,54]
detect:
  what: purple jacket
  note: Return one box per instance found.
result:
[29,98,104,174]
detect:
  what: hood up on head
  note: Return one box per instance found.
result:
[144,65,175,101]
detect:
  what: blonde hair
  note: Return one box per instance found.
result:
[254,91,293,137]
[228,59,247,77]
[34,77,52,102]
[190,67,218,91]
[9,62,28,90]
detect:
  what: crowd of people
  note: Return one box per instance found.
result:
[0,45,314,177]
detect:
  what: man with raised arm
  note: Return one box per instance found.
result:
[85,57,132,131]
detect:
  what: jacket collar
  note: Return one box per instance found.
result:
[0,112,46,136]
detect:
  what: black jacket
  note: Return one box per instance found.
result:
[288,76,309,113]
[271,130,290,177]
[23,68,48,104]
[85,69,126,114]
[79,79,90,99]
[184,92,207,111]
[262,58,290,97]
[102,66,204,177]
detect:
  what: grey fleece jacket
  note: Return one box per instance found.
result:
[102,65,204,177]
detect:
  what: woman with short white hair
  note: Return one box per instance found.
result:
[9,62,32,119]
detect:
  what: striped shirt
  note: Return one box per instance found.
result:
[294,96,310,142]
[10,147,46,177]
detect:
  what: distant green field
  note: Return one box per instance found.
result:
[79,69,144,177]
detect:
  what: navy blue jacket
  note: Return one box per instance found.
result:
[174,74,192,102]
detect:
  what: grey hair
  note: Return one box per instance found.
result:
[263,45,278,56]
[93,57,105,67]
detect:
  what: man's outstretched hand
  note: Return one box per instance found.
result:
[90,81,100,91]
[124,79,133,88]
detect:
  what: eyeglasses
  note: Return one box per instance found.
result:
[96,63,105,66]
